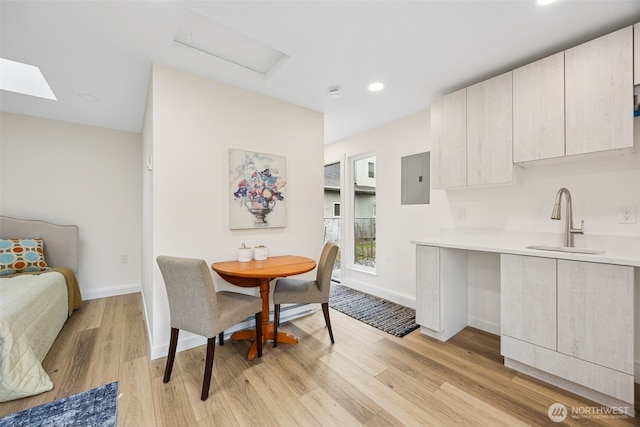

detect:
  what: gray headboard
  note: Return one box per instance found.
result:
[0,216,80,273]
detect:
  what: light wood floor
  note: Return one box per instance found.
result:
[1,292,639,426]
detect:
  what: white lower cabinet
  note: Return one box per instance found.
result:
[501,254,635,411]
[500,255,556,350]
[416,245,468,341]
[557,260,634,374]
[416,245,441,330]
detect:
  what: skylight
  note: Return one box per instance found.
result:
[0,58,57,100]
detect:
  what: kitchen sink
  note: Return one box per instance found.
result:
[526,245,605,255]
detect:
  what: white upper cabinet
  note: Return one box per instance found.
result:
[635,24,639,85]
[565,26,633,155]
[431,89,467,189]
[513,52,565,163]
[466,72,514,186]
[431,24,635,189]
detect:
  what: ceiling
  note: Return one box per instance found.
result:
[1,1,640,144]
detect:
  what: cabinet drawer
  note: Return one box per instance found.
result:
[502,335,634,405]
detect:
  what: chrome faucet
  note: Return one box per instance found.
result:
[551,187,584,247]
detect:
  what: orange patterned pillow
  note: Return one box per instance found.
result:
[0,238,49,276]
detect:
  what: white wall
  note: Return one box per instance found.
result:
[144,65,324,359]
[0,112,142,299]
[325,109,640,331]
[324,110,452,306]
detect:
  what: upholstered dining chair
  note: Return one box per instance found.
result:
[156,255,263,401]
[273,241,339,347]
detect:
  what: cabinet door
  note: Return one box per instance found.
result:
[557,260,634,374]
[467,72,514,186]
[500,254,557,350]
[431,89,467,189]
[635,24,639,85]
[513,52,565,162]
[416,245,441,331]
[565,26,633,155]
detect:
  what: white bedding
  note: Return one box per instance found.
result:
[0,272,68,402]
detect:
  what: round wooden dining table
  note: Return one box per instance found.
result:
[211,255,316,360]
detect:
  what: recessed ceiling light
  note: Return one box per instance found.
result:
[78,93,99,102]
[537,0,558,5]
[328,86,343,98]
[368,82,384,92]
[0,58,57,100]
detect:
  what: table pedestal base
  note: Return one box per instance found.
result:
[231,322,298,361]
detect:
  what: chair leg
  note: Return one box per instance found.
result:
[163,328,179,383]
[255,312,263,358]
[201,337,216,401]
[273,304,280,348]
[322,303,335,344]
[219,331,224,346]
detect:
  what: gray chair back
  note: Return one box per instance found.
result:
[316,241,339,297]
[157,256,220,338]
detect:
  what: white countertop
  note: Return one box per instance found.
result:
[411,229,640,267]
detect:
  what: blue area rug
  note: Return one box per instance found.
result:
[0,382,118,427]
[329,283,419,337]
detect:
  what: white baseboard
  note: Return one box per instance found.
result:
[335,279,415,309]
[467,316,500,336]
[149,303,319,360]
[81,284,141,301]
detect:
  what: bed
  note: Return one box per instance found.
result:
[0,216,83,402]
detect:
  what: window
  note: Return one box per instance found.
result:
[353,156,376,270]
[324,162,341,277]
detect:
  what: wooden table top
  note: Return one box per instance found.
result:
[211,255,316,279]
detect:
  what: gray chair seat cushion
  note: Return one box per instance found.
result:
[216,291,263,332]
[273,278,323,304]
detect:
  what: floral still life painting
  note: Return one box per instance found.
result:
[230,149,287,229]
